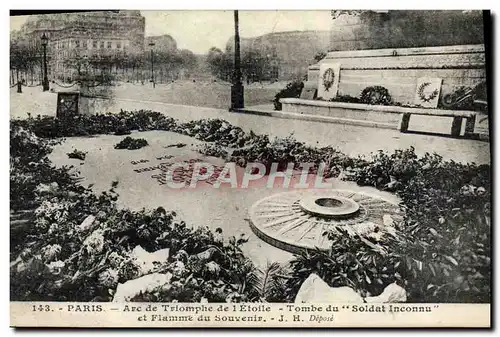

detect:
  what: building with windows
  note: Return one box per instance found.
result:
[14,10,145,81]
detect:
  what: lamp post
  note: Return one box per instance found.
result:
[41,33,50,91]
[230,10,244,111]
[149,41,155,88]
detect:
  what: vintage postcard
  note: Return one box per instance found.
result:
[9,9,491,328]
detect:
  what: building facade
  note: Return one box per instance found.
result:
[13,11,145,81]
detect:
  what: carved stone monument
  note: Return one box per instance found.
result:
[317,63,340,101]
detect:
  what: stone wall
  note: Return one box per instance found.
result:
[145,35,177,53]
[308,44,486,105]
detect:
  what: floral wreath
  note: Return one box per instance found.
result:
[418,82,439,103]
[322,68,336,92]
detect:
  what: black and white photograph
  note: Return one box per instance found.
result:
[8,9,491,328]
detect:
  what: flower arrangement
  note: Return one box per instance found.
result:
[359,86,393,105]
[417,82,439,103]
[10,125,260,302]
[67,149,87,161]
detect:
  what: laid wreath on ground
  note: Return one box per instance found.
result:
[359,86,392,105]
[67,149,87,161]
[417,82,439,103]
[273,80,305,111]
[114,136,149,150]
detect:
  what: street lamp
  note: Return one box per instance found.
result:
[41,33,50,91]
[230,10,244,111]
[149,41,155,88]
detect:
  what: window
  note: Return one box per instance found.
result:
[117,42,121,49]
[100,41,105,49]
[83,40,87,48]
[107,41,112,49]
[75,40,80,48]
[92,40,97,48]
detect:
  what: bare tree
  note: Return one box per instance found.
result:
[10,40,39,85]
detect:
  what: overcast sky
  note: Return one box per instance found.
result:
[10,10,333,54]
